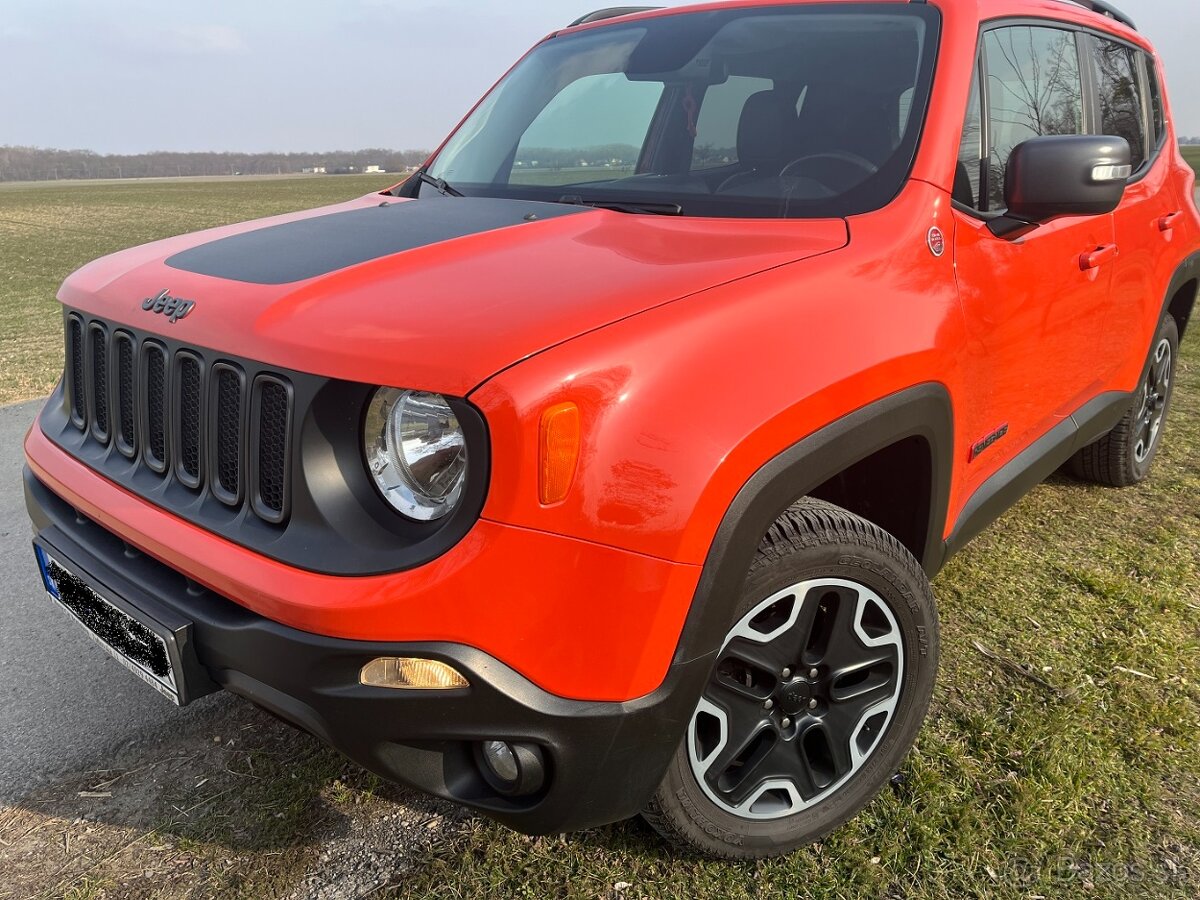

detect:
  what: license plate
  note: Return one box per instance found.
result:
[35,545,180,704]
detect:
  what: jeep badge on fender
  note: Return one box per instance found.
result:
[141,289,194,323]
[22,0,1200,860]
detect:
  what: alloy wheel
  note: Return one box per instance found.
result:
[1134,337,1173,463]
[687,577,904,819]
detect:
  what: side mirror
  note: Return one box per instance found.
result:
[988,135,1131,238]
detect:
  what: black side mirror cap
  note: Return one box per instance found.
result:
[987,135,1131,239]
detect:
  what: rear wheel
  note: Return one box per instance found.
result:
[643,498,939,858]
[1069,315,1178,487]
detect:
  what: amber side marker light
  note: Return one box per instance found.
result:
[539,401,581,504]
[360,657,468,689]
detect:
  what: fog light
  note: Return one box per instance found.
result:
[475,740,546,796]
[481,740,520,783]
[359,657,468,689]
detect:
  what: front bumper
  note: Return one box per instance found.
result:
[24,420,700,702]
[25,467,713,833]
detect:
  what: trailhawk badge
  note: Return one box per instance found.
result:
[141,289,195,323]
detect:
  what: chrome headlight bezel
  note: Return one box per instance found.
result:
[363,387,470,522]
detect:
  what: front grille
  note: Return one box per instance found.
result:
[61,314,293,525]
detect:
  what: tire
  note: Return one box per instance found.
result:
[1069,315,1179,487]
[642,498,939,859]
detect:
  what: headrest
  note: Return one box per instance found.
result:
[736,91,796,168]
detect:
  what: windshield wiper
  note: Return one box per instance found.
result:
[556,195,682,216]
[414,171,464,197]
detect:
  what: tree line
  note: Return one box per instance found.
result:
[0,146,432,183]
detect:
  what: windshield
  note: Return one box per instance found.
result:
[417,3,940,219]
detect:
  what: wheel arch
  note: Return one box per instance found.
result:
[672,382,954,670]
[1164,250,1200,343]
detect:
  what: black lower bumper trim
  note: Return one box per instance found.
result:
[24,467,711,833]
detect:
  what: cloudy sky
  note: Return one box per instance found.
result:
[2,0,1197,153]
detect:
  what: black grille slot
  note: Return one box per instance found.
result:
[114,332,136,457]
[143,343,169,472]
[253,377,291,521]
[67,316,86,427]
[211,365,244,504]
[88,325,110,442]
[175,354,203,488]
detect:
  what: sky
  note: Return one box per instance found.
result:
[1,0,1197,154]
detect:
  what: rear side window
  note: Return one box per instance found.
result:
[1091,38,1146,171]
[691,76,773,170]
[1143,54,1166,150]
[982,26,1084,211]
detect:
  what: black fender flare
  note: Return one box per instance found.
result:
[671,381,954,672]
[1162,248,1200,340]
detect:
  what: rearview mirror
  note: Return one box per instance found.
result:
[988,135,1131,239]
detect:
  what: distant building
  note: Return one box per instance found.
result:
[301,166,327,174]
[364,164,385,174]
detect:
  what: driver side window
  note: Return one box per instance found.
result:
[982,26,1084,211]
[954,61,984,209]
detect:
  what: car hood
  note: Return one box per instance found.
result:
[59,193,848,395]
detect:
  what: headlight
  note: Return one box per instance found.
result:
[364,388,468,521]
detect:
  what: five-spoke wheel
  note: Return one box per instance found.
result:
[688,578,903,819]
[643,498,939,858]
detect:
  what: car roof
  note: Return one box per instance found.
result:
[562,0,1152,53]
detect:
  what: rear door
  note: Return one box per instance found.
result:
[1090,37,1180,378]
[952,24,1116,490]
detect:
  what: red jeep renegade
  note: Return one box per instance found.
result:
[24,0,1199,858]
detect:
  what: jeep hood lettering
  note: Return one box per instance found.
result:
[59,194,848,395]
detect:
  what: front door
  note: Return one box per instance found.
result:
[951,24,1117,498]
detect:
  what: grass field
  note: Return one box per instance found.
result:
[1181,145,1200,175]
[1,175,1198,898]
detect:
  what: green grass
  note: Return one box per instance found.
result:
[1,175,1197,898]
[1181,145,1200,175]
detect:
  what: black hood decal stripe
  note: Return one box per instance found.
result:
[164,197,590,285]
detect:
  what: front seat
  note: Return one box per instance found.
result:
[717,90,798,194]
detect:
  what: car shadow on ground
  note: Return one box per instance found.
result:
[0,693,462,898]
[0,691,664,899]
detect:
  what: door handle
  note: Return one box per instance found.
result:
[1079,244,1118,270]
[1158,211,1183,232]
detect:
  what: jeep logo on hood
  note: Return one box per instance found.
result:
[141,289,195,323]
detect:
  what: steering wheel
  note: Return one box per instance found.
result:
[780,151,879,189]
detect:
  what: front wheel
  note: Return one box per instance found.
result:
[643,498,939,858]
